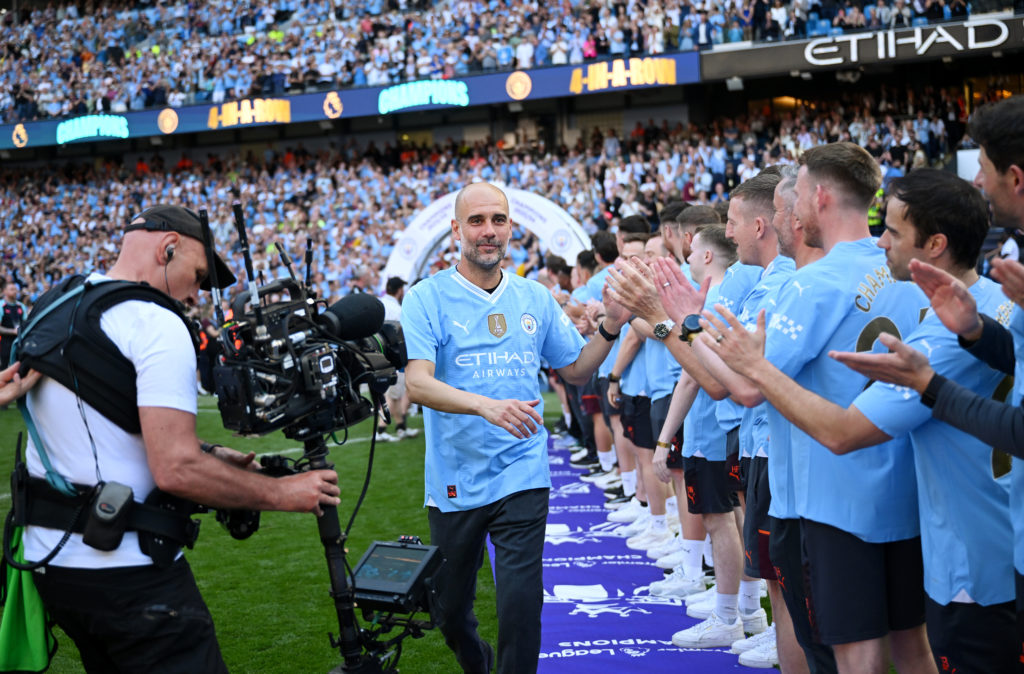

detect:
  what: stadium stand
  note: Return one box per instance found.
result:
[0,0,975,122]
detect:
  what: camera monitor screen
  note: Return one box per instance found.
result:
[353,542,437,596]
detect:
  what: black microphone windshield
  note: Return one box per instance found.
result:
[318,293,386,341]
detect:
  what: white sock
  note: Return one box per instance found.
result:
[681,538,704,579]
[666,495,678,511]
[739,580,762,613]
[563,411,572,426]
[621,470,637,497]
[715,592,739,623]
[650,514,667,531]
[598,450,615,472]
[703,534,714,568]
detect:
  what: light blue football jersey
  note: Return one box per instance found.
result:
[683,283,728,460]
[1009,306,1024,573]
[715,262,769,434]
[402,267,586,512]
[855,277,1015,605]
[734,256,797,459]
[762,239,926,542]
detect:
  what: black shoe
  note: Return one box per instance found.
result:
[580,464,605,478]
[551,419,569,436]
[570,454,599,469]
[603,485,625,500]
[605,493,633,508]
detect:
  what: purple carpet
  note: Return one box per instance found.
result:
[489,438,749,672]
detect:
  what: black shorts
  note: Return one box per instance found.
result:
[650,394,684,470]
[769,517,835,665]
[578,374,602,417]
[742,457,775,580]
[802,518,925,645]
[725,427,742,492]
[925,596,1017,674]
[622,395,654,449]
[739,456,751,492]
[596,376,619,423]
[683,456,739,515]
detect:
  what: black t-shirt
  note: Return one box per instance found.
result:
[0,300,25,354]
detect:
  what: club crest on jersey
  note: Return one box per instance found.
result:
[521,313,537,334]
[488,313,507,338]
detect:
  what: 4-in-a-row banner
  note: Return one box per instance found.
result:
[701,15,1024,81]
[1,52,700,150]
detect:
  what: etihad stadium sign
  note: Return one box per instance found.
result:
[701,16,1024,79]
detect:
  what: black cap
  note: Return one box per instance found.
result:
[386,276,407,295]
[126,205,236,290]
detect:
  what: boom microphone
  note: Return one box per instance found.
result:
[318,294,386,341]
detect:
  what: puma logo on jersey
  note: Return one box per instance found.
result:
[792,281,811,296]
[452,319,470,335]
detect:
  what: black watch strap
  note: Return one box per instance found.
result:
[598,321,620,342]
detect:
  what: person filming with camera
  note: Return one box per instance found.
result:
[10,205,340,673]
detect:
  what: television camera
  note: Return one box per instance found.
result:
[203,205,439,674]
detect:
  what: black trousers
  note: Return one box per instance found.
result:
[428,488,549,674]
[33,558,227,674]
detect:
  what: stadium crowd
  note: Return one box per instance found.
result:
[0,83,973,309]
[0,0,978,122]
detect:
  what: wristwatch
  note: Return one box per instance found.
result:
[678,314,703,343]
[652,319,676,340]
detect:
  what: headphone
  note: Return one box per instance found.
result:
[165,245,175,264]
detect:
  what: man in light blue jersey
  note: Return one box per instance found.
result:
[716,170,1017,672]
[699,143,935,674]
[402,182,628,674]
[686,170,823,672]
[824,95,1024,666]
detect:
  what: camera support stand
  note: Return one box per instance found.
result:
[303,436,386,674]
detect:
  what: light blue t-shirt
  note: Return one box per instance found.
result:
[619,323,647,398]
[763,239,926,541]
[402,267,586,512]
[855,277,1015,605]
[714,262,764,433]
[1008,305,1024,573]
[683,283,728,460]
[734,256,797,458]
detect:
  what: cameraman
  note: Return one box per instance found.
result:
[20,205,341,673]
[402,183,628,673]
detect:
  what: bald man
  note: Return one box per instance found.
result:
[403,183,629,673]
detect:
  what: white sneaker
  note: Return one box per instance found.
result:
[730,624,775,654]
[375,430,398,443]
[688,600,767,634]
[647,535,681,561]
[617,511,651,537]
[592,471,622,490]
[738,637,780,668]
[670,611,744,649]
[649,569,706,598]
[607,498,643,523]
[580,468,615,484]
[397,427,420,439]
[685,584,716,607]
[570,447,590,461]
[686,593,716,619]
[739,607,769,634]
[626,527,674,551]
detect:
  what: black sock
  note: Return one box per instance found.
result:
[396,422,407,431]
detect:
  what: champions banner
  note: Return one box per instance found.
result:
[0,52,699,151]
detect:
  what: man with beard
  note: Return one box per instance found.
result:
[402,182,628,673]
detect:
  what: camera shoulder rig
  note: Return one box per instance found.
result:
[13,274,199,434]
